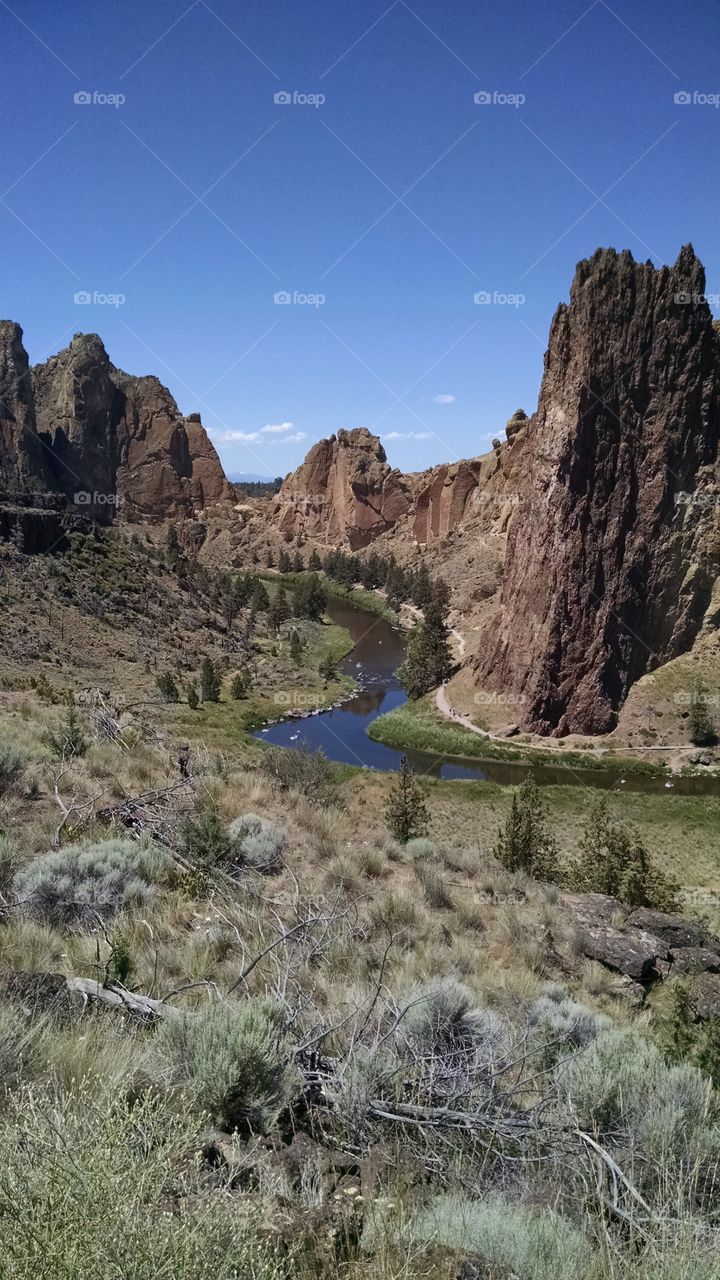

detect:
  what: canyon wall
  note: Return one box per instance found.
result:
[474,246,720,735]
[0,323,231,522]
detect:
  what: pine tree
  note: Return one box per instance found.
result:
[269,585,291,634]
[156,672,179,703]
[689,681,718,746]
[385,755,430,844]
[289,629,303,662]
[319,652,336,682]
[658,980,697,1063]
[265,548,275,568]
[397,601,454,700]
[199,658,221,703]
[308,548,322,572]
[230,672,249,699]
[278,549,292,574]
[251,579,270,612]
[494,776,558,881]
[187,684,199,710]
[293,573,327,620]
[293,551,304,573]
[575,799,679,909]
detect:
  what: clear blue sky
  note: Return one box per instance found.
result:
[2,0,719,477]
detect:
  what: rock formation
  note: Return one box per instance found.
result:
[273,428,410,549]
[475,246,720,735]
[0,322,51,487]
[0,324,232,523]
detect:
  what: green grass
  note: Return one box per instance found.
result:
[369,697,668,775]
[257,570,400,624]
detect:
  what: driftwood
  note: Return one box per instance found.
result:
[67,977,176,1019]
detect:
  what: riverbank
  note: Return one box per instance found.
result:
[257,570,402,624]
[368,695,670,776]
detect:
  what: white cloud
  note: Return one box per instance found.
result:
[284,432,306,444]
[384,431,432,441]
[215,430,260,443]
[414,432,432,439]
[261,421,295,434]
[433,394,455,404]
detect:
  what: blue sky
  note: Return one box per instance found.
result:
[2,0,719,477]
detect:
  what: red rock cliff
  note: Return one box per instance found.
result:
[475,246,720,735]
[274,428,410,549]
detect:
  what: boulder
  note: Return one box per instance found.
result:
[626,908,720,954]
[580,925,669,984]
[690,973,720,1021]
[670,947,720,976]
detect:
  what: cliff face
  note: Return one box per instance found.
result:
[0,322,51,487]
[474,246,720,735]
[274,427,411,548]
[0,324,231,523]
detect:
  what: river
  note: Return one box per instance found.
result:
[255,597,720,795]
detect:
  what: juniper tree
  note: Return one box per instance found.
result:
[385,755,430,844]
[199,658,221,704]
[293,573,326,621]
[689,681,718,746]
[397,601,454,700]
[574,798,678,910]
[494,776,558,881]
[156,672,179,703]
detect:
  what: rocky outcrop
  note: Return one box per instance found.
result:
[566,893,720,1002]
[274,428,410,549]
[0,324,232,525]
[475,247,720,735]
[31,332,231,520]
[0,322,51,487]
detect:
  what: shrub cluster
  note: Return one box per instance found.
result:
[154,997,298,1135]
[13,837,167,928]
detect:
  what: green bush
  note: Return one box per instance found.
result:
[409,1193,594,1280]
[398,978,505,1059]
[179,801,243,869]
[13,837,167,928]
[560,1028,713,1160]
[494,776,558,881]
[154,997,299,1135]
[0,740,27,794]
[0,1086,282,1278]
[228,814,287,874]
[45,706,88,759]
[572,798,679,910]
[260,742,338,804]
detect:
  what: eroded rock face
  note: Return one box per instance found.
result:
[475,246,720,735]
[31,332,231,520]
[274,428,411,549]
[0,322,50,487]
[0,324,231,523]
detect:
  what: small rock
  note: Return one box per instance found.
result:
[671,947,720,976]
[690,973,720,1021]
